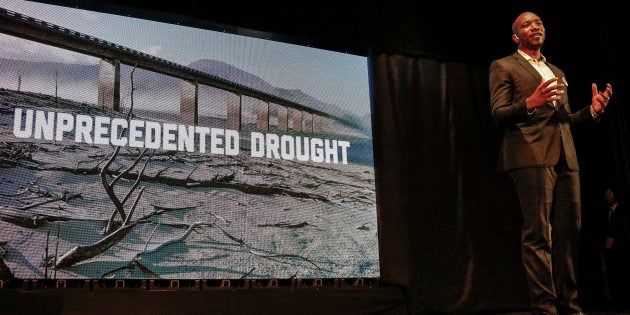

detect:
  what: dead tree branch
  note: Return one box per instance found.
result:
[137,221,210,256]
[54,64,155,268]
[100,146,127,222]
[17,192,82,211]
[214,225,321,270]
[54,222,138,268]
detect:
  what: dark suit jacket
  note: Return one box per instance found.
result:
[489,52,597,172]
[606,203,630,252]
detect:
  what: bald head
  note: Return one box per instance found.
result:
[512,11,540,34]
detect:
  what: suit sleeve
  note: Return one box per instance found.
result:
[489,59,531,127]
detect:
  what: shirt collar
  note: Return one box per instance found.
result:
[517,49,546,63]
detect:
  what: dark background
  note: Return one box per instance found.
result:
[48,1,625,175]
[2,1,628,314]
[52,1,625,183]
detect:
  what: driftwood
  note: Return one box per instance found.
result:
[96,219,320,278]
[0,207,74,228]
[137,221,209,256]
[214,224,321,270]
[95,222,211,278]
[0,256,13,280]
[4,140,328,202]
[17,193,82,211]
[257,222,311,229]
[53,186,146,269]
[99,259,159,279]
[40,165,329,201]
[54,222,138,268]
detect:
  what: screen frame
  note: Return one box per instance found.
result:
[1,0,380,285]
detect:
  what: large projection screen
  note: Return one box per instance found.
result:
[0,1,378,281]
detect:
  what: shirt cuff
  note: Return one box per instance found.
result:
[590,105,602,118]
[526,108,536,117]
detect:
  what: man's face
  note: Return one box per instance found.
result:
[605,189,615,204]
[513,12,545,49]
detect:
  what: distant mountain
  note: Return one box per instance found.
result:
[188,59,276,94]
[0,57,98,83]
[0,57,370,133]
[187,59,362,124]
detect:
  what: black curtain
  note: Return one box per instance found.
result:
[3,2,629,314]
[371,52,630,314]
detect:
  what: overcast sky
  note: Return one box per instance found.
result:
[0,0,372,116]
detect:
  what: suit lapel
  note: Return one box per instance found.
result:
[511,53,557,109]
[512,52,541,82]
[512,53,567,110]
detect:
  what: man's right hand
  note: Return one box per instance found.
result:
[526,77,565,109]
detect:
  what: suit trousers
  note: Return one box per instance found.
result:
[508,161,582,315]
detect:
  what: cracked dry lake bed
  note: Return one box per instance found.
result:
[0,89,379,280]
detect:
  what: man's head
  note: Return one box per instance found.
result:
[511,11,545,50]
[605,187,617,205]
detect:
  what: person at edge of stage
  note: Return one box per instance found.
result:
[488,11,614,315]
[600,186,630,309]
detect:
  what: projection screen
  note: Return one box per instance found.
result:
[0,0,378,282]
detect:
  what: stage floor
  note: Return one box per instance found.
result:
[491,311,630,315]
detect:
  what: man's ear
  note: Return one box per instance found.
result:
[512,34,520,43]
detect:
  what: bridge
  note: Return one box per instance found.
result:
[0,7,350,135]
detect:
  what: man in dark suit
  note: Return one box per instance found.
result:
[489,11,613,315]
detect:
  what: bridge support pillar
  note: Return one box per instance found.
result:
[303,112,313,134]
[276,104,288,132]
[227,93,241,131]
[97,59,120,111]
[256,100,269,132]
[313,114,323,133]
[290,109,302,132]
[323,117,334,134]
[180,80,198,125]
